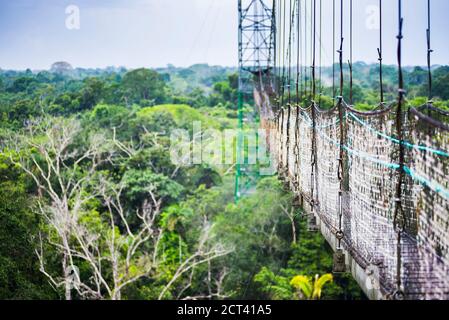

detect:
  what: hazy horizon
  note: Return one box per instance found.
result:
[1,0,449,70]
[2,62,448,73]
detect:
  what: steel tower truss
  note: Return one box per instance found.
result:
[235,0,275,201]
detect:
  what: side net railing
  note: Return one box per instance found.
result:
[260,101,449,299]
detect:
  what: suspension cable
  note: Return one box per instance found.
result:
[281,0,287,107]
[332,0,336,99]
[310,0,314,101]
[286,0,297,174]
[312,0,316,101]
[349,0,353,105]
[378,0,384,103]
[392,0,406,301]
[294,105,301,189]
[303,0,309,97]
[309,0,318,222]
[335,0,346,252]
[296,0,300,106]
[318,0,323,105]
[338,0,344,98]
[270,0,277,97]
[287,0,295,105]
[276,0,280,106]
[280,107,285,169]
[426,0,433,102]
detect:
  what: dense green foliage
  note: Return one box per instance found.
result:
[1,62,447,300]
[0,153,56,299]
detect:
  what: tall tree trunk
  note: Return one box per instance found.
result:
[63,253,72,300]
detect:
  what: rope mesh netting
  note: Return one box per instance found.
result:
[261,102,449,299]
[254,0,449,300]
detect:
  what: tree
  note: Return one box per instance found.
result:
[122,68,166,105]
[9,77,38,93]
[11,117,231,300]
[50,62,73,75]
[0,152,55,299]
[431,73,449,100]
[79,77,106,110]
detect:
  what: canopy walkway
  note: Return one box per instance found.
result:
[238,0,449,299]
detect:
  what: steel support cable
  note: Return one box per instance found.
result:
[269,0,277,97]
[294,106,301,190]
[332,0,336,100]
[303,0,309,98]
[287,0,295,106]
[279,0,283,105]
[279,107,285,171]
[275,0,281,108]
[285,0,297,176]
[318,0,323,105]
[309,0,318,221]
[281,0,287,107]
[343,0,394,114]
[286,104,291,176]
[338,0,344,99]
[349,0,353,105]
[392,0,406,301]
[378,0,385,104]
[426,0,433,103]
[275,0,280,103]
[296,0,301,106]
[336,96,345,250]
[311,0,317,102]
[276,0,279,99]
[310,0,314,101]
[311,0,334,113]
[335,0,346,256]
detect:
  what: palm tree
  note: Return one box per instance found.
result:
[290,274,333,300]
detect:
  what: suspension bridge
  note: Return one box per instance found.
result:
[236,0,449,300]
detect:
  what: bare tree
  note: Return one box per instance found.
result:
[12,117,232,300]
[281,204,297,244]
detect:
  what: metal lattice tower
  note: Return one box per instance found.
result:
[235,0,275,201]
[239,0,275,74]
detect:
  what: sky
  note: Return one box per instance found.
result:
[0,0,448,70]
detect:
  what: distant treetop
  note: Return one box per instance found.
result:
[50,61,73,74]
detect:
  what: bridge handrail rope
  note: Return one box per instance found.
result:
[410,105,449,131]
[420,103,449,117]
[348,112,449,156]
[297,109,449,200]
